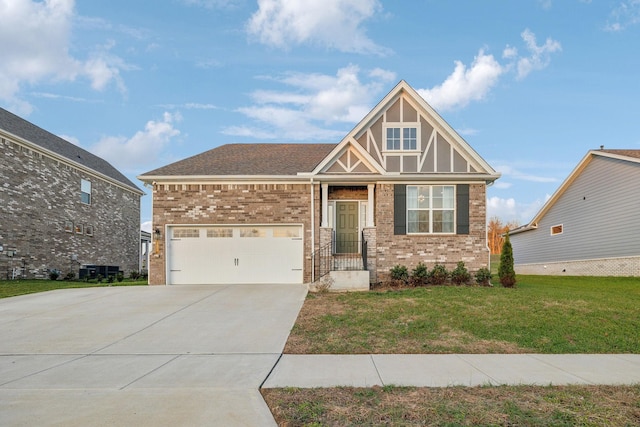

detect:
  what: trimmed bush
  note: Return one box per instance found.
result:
[48,270,60,281]
[389,265,409,282]
[116,273,124,282]
[429,264,449,285]
[63,271,76,281]
[450,261,471,285]
[411,262,429,286]
[129,271,140,280]
[475,267,492,286]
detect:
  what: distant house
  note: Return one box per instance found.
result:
[0,108,144,279]
[510,149,640,276]
[138,81,500,287]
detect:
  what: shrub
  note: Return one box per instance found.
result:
[107,275,115,283]
[450,261,471,285]
[63,271,76,281]
[475,267,492,286]
[96,274,104,283]
[116,273,124,282]
[429,264,449,285]
[411,262,429,286]
[499,232,517,288]
[48,270,60,281]
[389,265,409,282]
[129,270,140,280]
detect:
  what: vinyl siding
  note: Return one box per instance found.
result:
[512,156,640,264]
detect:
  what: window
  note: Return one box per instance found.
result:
[173,228,200,238]
[64,221,73,233]
[75,223,84,235]
[80,179,91,204]
[85,225,94,237]
[239,228,266,238]
[273,227,301,238]
[407,185,455,233]
[551,224,563,235]
[385,125,419,151]
[207,228,233,238]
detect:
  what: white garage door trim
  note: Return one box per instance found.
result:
[166,224,304,285]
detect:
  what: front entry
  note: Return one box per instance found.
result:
[335,201,359,254]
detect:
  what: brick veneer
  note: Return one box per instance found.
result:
[150,182,490,285]
[373,183,489,282]
[150,183,320,285]
[0,138,141,279]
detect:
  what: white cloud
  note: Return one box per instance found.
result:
[605,0,640,31]
[492,181,512,189]
[89,112,181,172]
[516,29,562,79]
[227,65,396,140]
[417,50,504,111]
[415,29,561,111]
[494,164,560,183]
[246,0,390,55]
[0,0,130,113]
[487,195,549,225]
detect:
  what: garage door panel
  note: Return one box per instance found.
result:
[168,226,303,285]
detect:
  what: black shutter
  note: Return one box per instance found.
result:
[456,184,469,235]
[394,184,406,235]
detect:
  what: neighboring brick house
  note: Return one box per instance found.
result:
[0,107,143,279]
[510,148,640,276]
[138,81,500,286]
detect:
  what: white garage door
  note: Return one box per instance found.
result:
[167,225,304,285]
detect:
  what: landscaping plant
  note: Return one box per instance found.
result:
[450,261,471,285]
[411,262,429,286]
[498,232,516,287]
[475,267,492,286]
[389,264,409,283]
[429,264,448,285]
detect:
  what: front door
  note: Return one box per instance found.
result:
[335,201,359,254]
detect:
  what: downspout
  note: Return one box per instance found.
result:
[310,178,315,283]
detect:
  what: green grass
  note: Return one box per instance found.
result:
[263,384,640,426]
[0,279,148,299]
[285,275,640,354]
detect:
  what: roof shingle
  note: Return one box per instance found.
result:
[599,149,640,160]
[0,107,140,192]
[141,143,337,176]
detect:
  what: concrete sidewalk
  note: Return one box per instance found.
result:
[262,354,640,388]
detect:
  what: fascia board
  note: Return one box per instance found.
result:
[2,129,144,196]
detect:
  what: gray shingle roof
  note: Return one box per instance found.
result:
[141,143,337,177]
[599,149,640,160]
[0,107,140,192]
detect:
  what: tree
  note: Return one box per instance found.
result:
[487,216,519,254]
[498,232,516,288]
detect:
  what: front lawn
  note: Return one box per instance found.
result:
[263,384,640,426]
[285,275,640,354]
[0,279,148,299]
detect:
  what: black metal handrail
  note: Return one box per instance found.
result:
[312,231,368,281]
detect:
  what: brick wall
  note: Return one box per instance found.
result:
[150,183,319,285]
[0,138,141,279]
[374,183,489,282]
[516,257,640,276]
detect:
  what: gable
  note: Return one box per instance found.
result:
[312,80,498,178]
[321,143,380,174]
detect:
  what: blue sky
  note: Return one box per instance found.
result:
[2,0,640,231]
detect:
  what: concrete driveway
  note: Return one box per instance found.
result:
[0,284,308,426]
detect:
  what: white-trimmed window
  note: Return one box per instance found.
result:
[384,124,419,151]
[407,185,455,234]
[207,228,233,238]
[551,224,563,235]
[75,223,84,235]
[80,179,92,204]
[64,221,73,233]
[85,225,94,237]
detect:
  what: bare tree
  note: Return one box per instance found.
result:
[487,216,519,254]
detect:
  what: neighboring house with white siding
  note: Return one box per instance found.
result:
[510,148,640,276]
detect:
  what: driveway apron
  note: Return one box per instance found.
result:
[0,284,308,426]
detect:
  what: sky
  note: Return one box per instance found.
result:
[2,0,639,232]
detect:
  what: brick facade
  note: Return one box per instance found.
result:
[0,138,141,279]
[373,183,489,282]
[149,181,489,286]
[149,182,320,285]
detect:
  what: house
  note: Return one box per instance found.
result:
[0,107,144,279]
[509,148,640,276]
[138,80,500,287]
